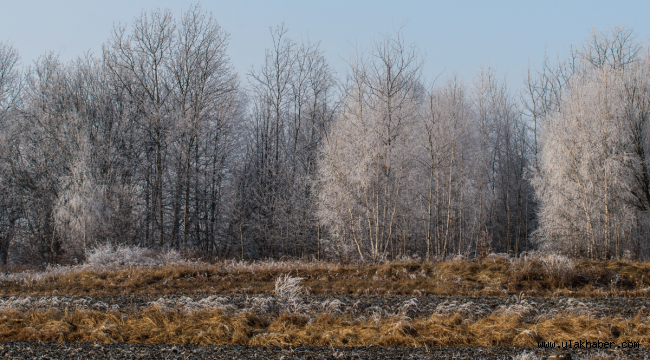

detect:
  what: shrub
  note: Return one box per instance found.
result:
[274,274,306,314]
[84,244,182,269]
[542,254,576,284]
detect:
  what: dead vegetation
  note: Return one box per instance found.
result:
[2,254,650,297]
[0,270,647,352]
[0,307,647,347]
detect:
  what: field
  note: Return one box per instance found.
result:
[0,250,649,359]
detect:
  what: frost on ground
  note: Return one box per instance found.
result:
[0,290,633,323]
[148,295,235,314]
[511,351,538,360]
[140,290,620,323]
[1,285,649,352]
[433,300,489,318]
[511,350,624,360]
[495,295,538,319]
[0,296,120,312]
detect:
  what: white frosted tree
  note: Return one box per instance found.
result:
[534,67,630,257]
[412,67,533,259]
[533,27,650,259]
[318,30,423,261]
[4,6,242,264]
[414,75,474,258]
[167,5,240,253]
[104,8,176,248]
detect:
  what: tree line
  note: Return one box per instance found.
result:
[0,6,648,264]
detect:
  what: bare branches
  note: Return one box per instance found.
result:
[578,26,642,71]
[0,41,22,119]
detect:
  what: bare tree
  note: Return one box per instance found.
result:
[104,8,176,248]
[103,6,242,254]
[0,40,22,264]
[235,24,335,259]
[168,5,239,252]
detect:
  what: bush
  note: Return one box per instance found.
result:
[84,244,182,269]
[274,274,306,314]
[542,254,576,284]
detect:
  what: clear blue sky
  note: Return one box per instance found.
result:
[1,0,648,93]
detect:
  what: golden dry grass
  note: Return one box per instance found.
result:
[0,308,647,347]
[2,257,650,297]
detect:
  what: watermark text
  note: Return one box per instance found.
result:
[538,340,639,349]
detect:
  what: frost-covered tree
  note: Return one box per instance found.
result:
[319,30,423,261]
[7,54,140,262]
[534,67,629,257]
[167,5,241,253]
[533,27,650,258]
[414,75,474,258]
[104,8,176,248]
[621,57,650,256]
[0,6,242,264]
[412,67,533,259]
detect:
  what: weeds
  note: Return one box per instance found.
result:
[274,275,305,314]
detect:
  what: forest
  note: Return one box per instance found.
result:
[1,5,649,265]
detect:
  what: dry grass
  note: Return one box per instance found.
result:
[0,307,647,348]
[2,256,650,297]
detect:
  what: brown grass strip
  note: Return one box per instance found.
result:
[0,308,648,347]
[2,258,650,297]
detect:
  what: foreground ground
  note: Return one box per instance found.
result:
[1,341,646,359]
[0,255,649,358]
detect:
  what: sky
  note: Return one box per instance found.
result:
[1,0,649,93]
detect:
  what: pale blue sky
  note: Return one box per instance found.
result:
[1,0,648,92]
